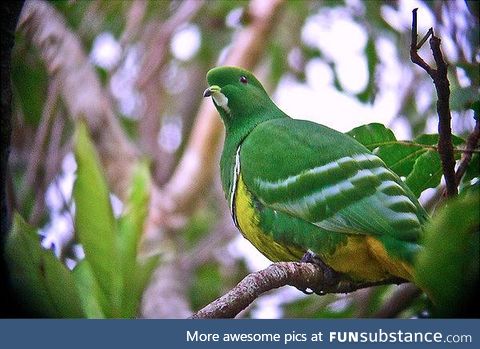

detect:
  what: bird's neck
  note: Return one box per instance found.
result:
[220,105,288,200]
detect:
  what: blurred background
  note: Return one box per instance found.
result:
[7,0,479,318]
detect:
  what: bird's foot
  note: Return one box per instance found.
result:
[298,250,345,295]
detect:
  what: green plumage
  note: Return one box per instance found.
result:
[204,66,428,283]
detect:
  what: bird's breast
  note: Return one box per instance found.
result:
[232,174,305,262]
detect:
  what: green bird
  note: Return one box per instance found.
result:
[203,66,428,288]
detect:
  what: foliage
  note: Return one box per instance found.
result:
[347,123,466,197]
[6,122,159,318]
[415,190,479,317]
[6,214,84,317]
[8,0,479,318]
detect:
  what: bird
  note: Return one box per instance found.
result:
[203,66,428,291]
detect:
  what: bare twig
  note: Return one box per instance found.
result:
[410,8,457,197]
[190,262,405,319]
[455,118,480,185]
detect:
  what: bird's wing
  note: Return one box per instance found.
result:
[240,118,427,244]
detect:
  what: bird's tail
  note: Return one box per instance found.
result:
[366,237,435,303]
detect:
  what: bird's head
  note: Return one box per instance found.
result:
[203,66,277,130]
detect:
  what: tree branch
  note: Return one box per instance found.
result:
[410,8,457,197]
[19,0,138,200]
[190,261,405,319]
[455,118,480,185]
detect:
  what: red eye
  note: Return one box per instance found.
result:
[240,76,248,84]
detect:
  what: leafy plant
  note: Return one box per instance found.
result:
[415,190,479,317]
[347,123,466,197]
[6,122,159,318]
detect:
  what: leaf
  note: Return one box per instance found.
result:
[73,121,120,317]
[460,154,480,195]
[414,133,465,147]
[346,123,396,150]
[375,143,426,177]
[415,192,479,316]
[6,214,84,317]
[117,160,152,318]
[405,150,443,197]
[121,255,160,318]
[72,261,106,318]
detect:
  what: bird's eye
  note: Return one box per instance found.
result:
[240,76,248,84]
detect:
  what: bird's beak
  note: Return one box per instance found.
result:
[203,85,221,98]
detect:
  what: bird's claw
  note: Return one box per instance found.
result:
[299,250,344,295]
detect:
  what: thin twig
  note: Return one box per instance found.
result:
[367,140,479,154]
[190,262,405,319]
[410,8,457,197]
[455,118,480,185]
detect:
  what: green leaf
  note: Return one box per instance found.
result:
[415,192,479,316]
[6,214,84,317]
[375,143,426,177]
[346,123,396,150]
[73,122,120,317]
[414,133,465,147]
[72,261,106,318]
[460,154,479,195]
[121,255,160,318]
[117,160,153,318]
[405,150,443,197]
[347,125,466,196]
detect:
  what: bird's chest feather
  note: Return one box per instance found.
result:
[233,174,305,262]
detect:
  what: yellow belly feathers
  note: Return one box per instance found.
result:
[234,175,413,282]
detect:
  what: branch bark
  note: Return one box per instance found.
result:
[410,8,457,197]
[190,261,404,319]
